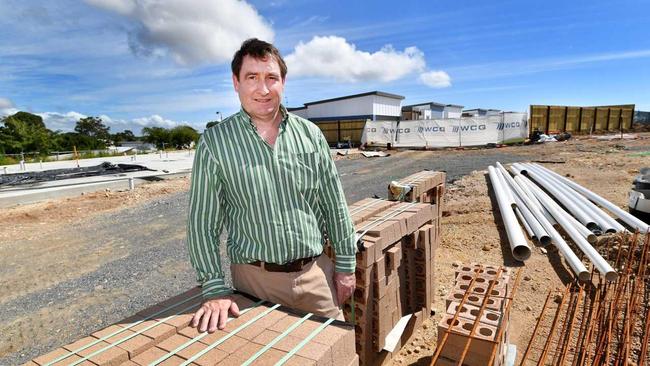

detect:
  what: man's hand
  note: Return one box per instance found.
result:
[191,296,240,333]
[334,272,356,306]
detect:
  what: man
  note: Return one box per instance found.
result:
[187,38,357,333]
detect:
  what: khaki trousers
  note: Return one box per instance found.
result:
[231,254,345,320]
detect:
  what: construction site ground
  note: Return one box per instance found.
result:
[1,133,649,365]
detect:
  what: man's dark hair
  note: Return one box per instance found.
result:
[231,38,287,80]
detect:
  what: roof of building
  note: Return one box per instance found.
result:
[287,106,307,111]
[402,101,464,110]
[462,108,501,112]
[302,91,405,106]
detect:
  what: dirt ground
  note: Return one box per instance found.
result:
[1,133,649,365]
[391,134,650,365]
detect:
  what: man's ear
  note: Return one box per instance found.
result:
[232,74,239,92]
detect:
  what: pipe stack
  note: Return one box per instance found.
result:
[486,162,649,281]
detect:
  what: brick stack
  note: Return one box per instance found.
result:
[27,288,357,366]
[387,170,445,218]
[330,198,440,366]
[434,263,514,366]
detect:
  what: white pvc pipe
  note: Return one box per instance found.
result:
[509,163,558,227]
[518,175,617,281]
[515,206,535,239]
[496,163,551,246]
[488,166,531,261]
[524,166,599,231]
[517,174,598,244]
[525,164,625,233]
[510,175,590,280]
[531,163,650,233]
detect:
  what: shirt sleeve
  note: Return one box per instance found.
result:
[187,137,232,298]
[316,132,357,273]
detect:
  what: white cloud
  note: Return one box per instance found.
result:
[0,98,18,117]
[419,70,452,88]
[32,111,191,134]
[132,114,179,128]
[85,0,274,65]
[285,36,426,82]
[0,97,14,109]
[37,111,88,131]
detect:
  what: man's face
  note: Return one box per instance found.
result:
[233,55,285,122]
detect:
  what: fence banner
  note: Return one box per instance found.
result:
[360,120,398,146]
[363,113,528,148]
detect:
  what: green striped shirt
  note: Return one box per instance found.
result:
[187,106,356,298]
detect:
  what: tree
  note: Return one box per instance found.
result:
[142,126,171,148]
[75,116,110,141]
[169,125,199,149]
[0,111,57,154]
[111,130,136,146]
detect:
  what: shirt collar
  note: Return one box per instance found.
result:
[239,105,289,132]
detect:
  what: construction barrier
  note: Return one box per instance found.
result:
[529,104,634,135]
[360,113,528,148]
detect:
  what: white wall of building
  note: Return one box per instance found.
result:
[307,95,375,119]
[372,95,403,117]
[290,108,308,119]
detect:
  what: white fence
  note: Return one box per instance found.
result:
[361,113,528,148]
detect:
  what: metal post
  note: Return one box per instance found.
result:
[128,177,135,191]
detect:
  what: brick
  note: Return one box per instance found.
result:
[355,265,374,287]
[92,324,130,342]
[63,336,128,366]
[446,301,503,327]
[355,236,380,268]
[157,334,194,352]
[236,309,287,339]
[120,319,177,343]
[178,343,229,366]
[163,312,195,331]
[445,290,505,312]
[251,348,287,366]
[282,355,317,366]
[158,354,186,366]
[130,347,169,366]
[386,246,401,272]
[437,314,499,366]
[32,348,89,366]
[215,335,248,354]
[218,353,246,366]
[200,329,231,344]
[118,333,155,358]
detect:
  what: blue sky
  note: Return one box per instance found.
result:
[1,0,649,134]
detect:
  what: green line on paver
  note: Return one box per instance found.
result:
[44,292,203,366]
[179,304,282,366]
[240,312,313,366]
[274,318,335,366]
[148,300,265,366]
[67,299,204,366]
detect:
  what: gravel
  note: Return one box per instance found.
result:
[1,148,532,365]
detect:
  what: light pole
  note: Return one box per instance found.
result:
[216,111,222,122]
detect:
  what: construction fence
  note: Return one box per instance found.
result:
[361,113,528,148]
[529,104,635,135]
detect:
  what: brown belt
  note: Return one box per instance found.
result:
[249,255,319,273]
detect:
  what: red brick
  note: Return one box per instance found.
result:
[178,324,205,339]
[158,355,186,366]
[215,335,248,354]
[130,347,169,366]
[63,336,128,366]
[157,334,194,352]
[282,355,317,366]
[32,348,91,366]
[97,327,154,358]
[198,329,230,345]
[164,312,195,331]
[249,348,286,366]
[122,319,177,343]
[218,353,246,366]
[252,333,332,366]
[175,342,228,366]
